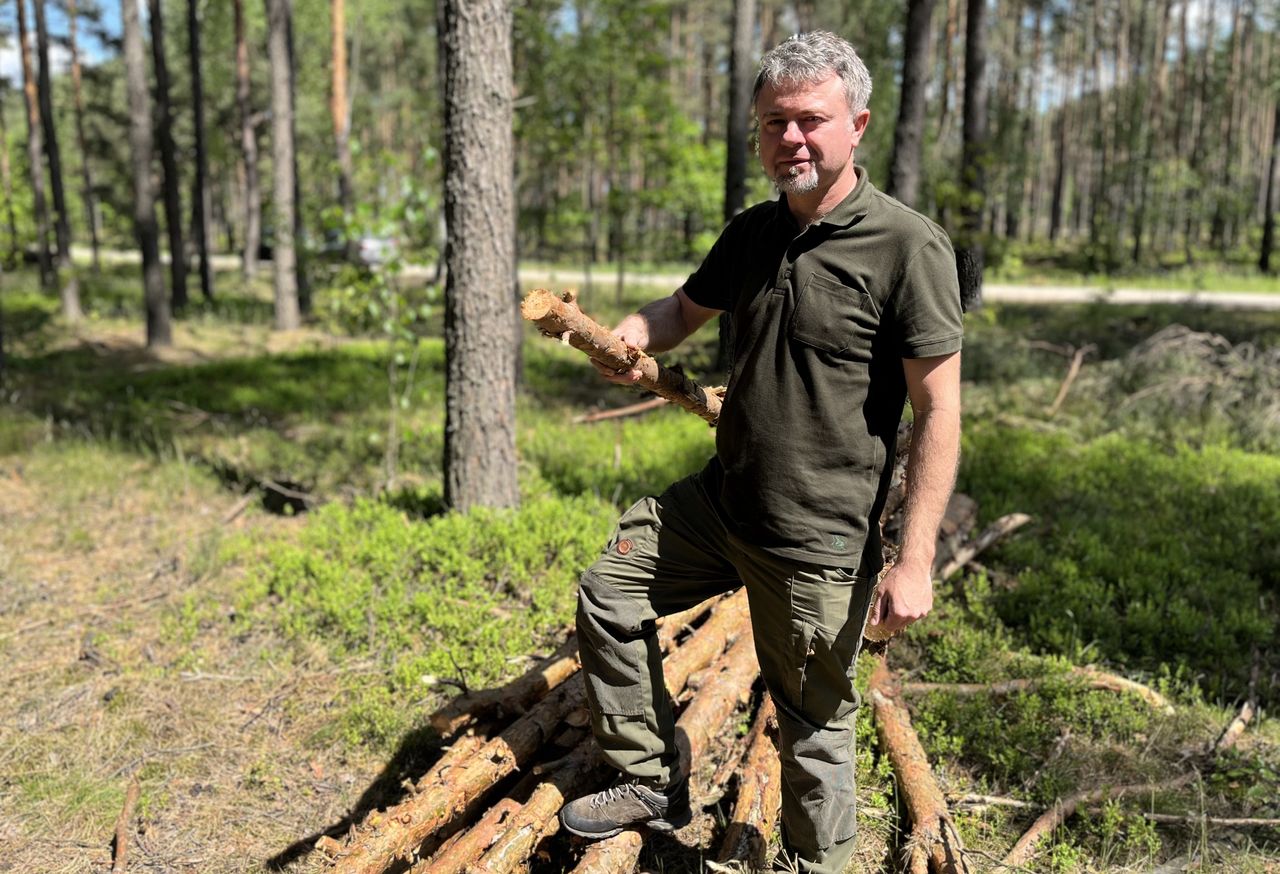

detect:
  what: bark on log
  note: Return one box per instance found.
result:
[332,679,587,874]
[1001,774,1197,868]
[902,665,1174,714]
[1213,699,1255,753]
[568,830,643,874]
[656,596,721,653]
[567,631,761,874]
[412,731,490,793]
[414,798,523,874]
[937,513,1033,581]
[521,289,722,424]
[717,696,781,868]
[111,777,141,874]
[663,589,750,698]
[465,744,606,874]
[870,662,974,874]
[430,634,581,737]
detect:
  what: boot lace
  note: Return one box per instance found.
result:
[589,782,648,810]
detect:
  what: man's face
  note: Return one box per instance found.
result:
[755,73,869,196]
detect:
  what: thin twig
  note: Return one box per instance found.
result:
[111,777,141,873]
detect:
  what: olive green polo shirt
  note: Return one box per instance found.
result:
[683,166,963,573]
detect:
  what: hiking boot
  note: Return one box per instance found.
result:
[559,777,692,839]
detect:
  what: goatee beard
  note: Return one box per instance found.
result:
[774,166,819,195]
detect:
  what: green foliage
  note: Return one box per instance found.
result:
[959,425,1279,703]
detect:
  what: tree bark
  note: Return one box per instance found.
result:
[67,0,101,274]
[440,0,520,512]
[15,0,53,291]
[0,84,18,267]
[723,0,755,222]
[887,0,938,208]
[34,0,80,320]
[569,831,643,874]
[234,0,262,280]
[1261,98,1280,273]
[121,0,171,347]
[521,289,723,424]
[957,0,988,311]
[148,0,188,311]
[717,696,780,869]
[412,798,524,874]
[188,0,215,301]
[266,0,301,329]
[870,663,974,874]
[331,0,356,234]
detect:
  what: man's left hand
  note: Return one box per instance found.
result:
[866,559,933,638]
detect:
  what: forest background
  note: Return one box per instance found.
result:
[1,0,1279,873]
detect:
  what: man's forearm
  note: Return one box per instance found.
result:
[615,294,693,354]
[897,408,961,570]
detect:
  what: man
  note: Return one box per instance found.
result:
[559,32,963,874]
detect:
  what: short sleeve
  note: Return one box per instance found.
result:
[889,233,964,358]
[681,217,744,312]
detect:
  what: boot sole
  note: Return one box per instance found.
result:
[560,808,693,840]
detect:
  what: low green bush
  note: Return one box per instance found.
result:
[960,424,1279,704]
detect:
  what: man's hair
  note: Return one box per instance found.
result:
[752,31,872,118]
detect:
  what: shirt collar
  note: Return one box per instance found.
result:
[773,164,873,232]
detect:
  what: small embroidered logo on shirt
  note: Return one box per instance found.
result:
[830,535,847,552]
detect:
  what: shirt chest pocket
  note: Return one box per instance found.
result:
[788,273,876,359]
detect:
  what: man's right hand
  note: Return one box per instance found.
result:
[590,315,649,385]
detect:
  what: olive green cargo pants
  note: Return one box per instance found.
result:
[576,463,878,874]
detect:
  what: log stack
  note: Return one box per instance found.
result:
[317,298,1043,873]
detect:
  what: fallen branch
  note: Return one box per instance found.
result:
[1046,344,1096,417]
[521,289,722,424]
[1212,699,1256,754]
[429,633,581,737]
[574,396,668,423]
[716,696,781,869]
[937,513,1033,581]
[1000,774,1197,869]
[1138,812,1280,828]
[111,777,141,874]
[869,661,974,874]
[902,665,1174,714]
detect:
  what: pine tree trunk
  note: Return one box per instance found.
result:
[331,0,355,235]
[16,0,53,291]
[887,0,938,208]
[67,0,101,274]
[33,0,79,320]
[723,0,754,221]
[148,0,187,310]
[121,0,171,347]
[0,87,18,267]
[440,0,520,512]
[234,0,261,281]
[188,0,215,301]
[266,0,300,329]
[958,0,988,310]
[1260,97,1280,273]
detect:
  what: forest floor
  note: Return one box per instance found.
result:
[1,265,1279,873]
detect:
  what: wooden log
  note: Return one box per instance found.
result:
[1213,699,1255,753]
[413,798,524,874]
[520,288,722,424]
[870,661,973,874]
[937,513,1033,581]
[571,630,763,874]
[716,695,781,869]
[656,596,721,653]
[568,830,644,874]
[430,634,581,737]
[332,679,588,874]
[413,730,490,793]
[1000,774,1197,868]
[663,589,750,698]
[902,665,1174,714]
[465,744,606,874]
[111,777,141,874]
